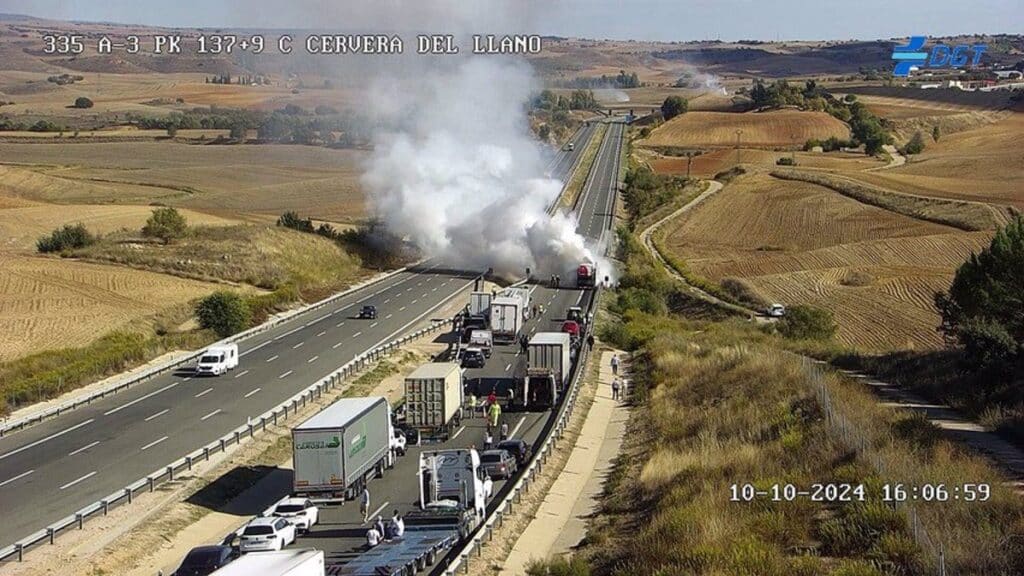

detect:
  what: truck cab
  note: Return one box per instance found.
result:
[468,330,493,357]
[576,262,597,288]
[419,449,490,524]
[195,344,238,376]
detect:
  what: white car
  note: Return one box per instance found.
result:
[239,517,296,553]
[270,498,319,533]
[391,428,407,456]
[767,304,786,318]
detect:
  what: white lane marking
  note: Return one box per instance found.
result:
[333,342,343,349]
[510,416,526,438]
[183,377,191,381]
[0,469,34,487]
[273,325,304,341]
[245,387,262,398]
[451,426,466,440]
[68,441,100,456]
[59,470,97,490]
[336,321,345,328]
[412,299,419,305]
[505,363,512,372]
[417,282,423,286]
[104,381,180,416]
[399,306,406,311]
[195,387,214,398]
[367,501,390,524]
[306,312,331,326]
[406,287,413,292]
[383,299,390,304]
[575,291,584,305]
[140,436,168,452]
[240,340,270,357]
[308,356,319,364]
[353,331,363,338]
[432,287,437,292]
[317,330,327,337]
[0,418,96,462]
[266,355,279,363]
[144,408,170,422]
[514,351,521,357]
[234,370,250,379]
[385,314,393,319]
[279,370,293,379]
[200,409,221,421]
[292,342,304,349]
[370,322,378,328]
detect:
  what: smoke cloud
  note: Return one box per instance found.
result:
[361,56,608,279]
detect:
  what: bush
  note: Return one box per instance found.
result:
[525,556,591,576]
[142,207,188,244]
[660,95,689,120]
[73,96,94,109]
[776,157,796,166]
[777,305,836,341]
[196,291,252,337]
[902,131,926,155]
[36,223,96,253]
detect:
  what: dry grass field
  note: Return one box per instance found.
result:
[640,110,851,149]
[662,173,993,351]
[0,254,221,361]
[645,147,885,178]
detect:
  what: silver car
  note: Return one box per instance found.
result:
[480,449,517,480]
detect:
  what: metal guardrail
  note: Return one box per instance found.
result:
[0,266,413,438]
[441,287,600,575]
[0,317,454,563]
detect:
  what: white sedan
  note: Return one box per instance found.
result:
[270,498,320,533]
[239,517,296,552]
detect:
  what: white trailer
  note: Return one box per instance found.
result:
[195,343,239,376]
[210,549,324,576]
[468,291,492,318]
[292,397,394,499]
[501,286,532,319]
[489,296,522,343]
[517,332,572,410]
[405,363,463,439]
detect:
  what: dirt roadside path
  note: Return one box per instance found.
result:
[499,350,631,573]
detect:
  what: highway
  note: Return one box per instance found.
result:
[0,125,599,552]
[282,120,623,573]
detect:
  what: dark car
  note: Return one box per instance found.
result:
[497,439,533,466]
[480,449,518,479]
[174,545,236,576]
[460,348,486,369]
[358,305,377,319]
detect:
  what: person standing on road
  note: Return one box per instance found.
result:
[611,378,620,400]
[484,430,493,450]
[586,333,595,350]
[488,401,502,430]
[611,354,619,376]
[500,420,510,441]
[360,486,371,523]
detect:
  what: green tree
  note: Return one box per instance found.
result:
[777,305,837,341]
[537,124,550,141]
[932,124,941,142]
[660,95,689,120]
[73,96,94,109]
[229,122,247,140]
[196,291,251,337]
[142,207,188,244]
[37,223,96,253]
[935,217,1024,372]
[903,131,926,155]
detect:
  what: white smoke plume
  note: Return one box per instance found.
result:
[362,57,609,280]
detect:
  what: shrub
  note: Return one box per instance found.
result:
[661,95,689,120]
[196,291,251,337]
[525,556,591,576]
[142,207,188,244]
[36,223,96,253]
[902,131,926,155]
[73,96,94,109]
[776,157,796,166]
[777,305,836,341]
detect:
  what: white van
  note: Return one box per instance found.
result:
[469,330,493,357]
[196,344,239,376]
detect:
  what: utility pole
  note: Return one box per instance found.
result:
[735,129,743,165]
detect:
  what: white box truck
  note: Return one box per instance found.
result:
[468,291,492,318]
[292,397,395,499]
[405,363,463,440]
[210,549,324,576]
[517,332,572,410]
[195,344,239,376]
[489,296,522,343]
[501,286,532,319]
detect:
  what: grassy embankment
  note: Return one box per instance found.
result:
[528,167,1024,576]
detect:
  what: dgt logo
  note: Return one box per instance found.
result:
[891,36,986,77]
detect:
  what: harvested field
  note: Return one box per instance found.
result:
[662,173,993,352]
[0,142,369,221]
[640,110,850,149]
[646,148,884,178]
[0,254,220,361]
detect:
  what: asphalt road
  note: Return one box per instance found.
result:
[0,124,598,552]
[286,120,623,572]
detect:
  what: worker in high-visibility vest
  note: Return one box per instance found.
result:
[488,400,502,430]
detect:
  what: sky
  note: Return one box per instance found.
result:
[0,0,1020,41]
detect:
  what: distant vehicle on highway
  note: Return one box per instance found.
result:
[576,262,597,288]
[469,329,493,357]
[480,449,517,479]
[195,344,239,376]
[564,141,575,151]
[358,305,378,319]
[174,545,237,576]
[497,439,532,466]
[460,347,486,369]
[239,517,297,553]
[561,320,580,340]
[270,498,319,533]
[767,303,786,317]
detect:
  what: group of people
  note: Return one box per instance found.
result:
[610,354,628,401]
[482,419,510,450]
[549,275,561,288]
[365,508,406,547]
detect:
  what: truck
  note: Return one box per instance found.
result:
[292,397,395,500]
[195,344,238,376]
[489,296,523,343]
[338,450,491,576]
[516,332,572,410]
[468,291,492,318]
[501,286,532,319]
[210,549,324,576]
[576,262,597,288]
[468,329,493,357]
[405,363,463,440]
